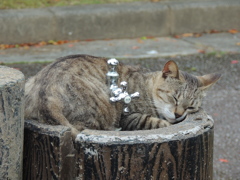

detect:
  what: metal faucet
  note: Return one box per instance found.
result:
[106,58,119,93]
[106,58,140,113]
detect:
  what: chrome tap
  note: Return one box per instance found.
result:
[106,59,140,113]
[106,58,119,93]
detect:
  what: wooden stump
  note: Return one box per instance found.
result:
[23,120,76,180]
[75,110,214,180]
[23,110,214,180]
[0,66,25,179]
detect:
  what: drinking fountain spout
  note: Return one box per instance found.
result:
[106,58,140,113]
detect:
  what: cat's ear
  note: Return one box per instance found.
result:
[198,73,221,90]
[162,60,179,79]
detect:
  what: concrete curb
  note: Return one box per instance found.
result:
[0,0,240,44]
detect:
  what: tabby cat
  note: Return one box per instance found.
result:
[24,54,221,139]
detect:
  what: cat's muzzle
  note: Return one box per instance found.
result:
[176,113,187,122]
[169,113,187,124]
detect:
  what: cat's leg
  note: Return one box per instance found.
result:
[120,113,170,131]
[49,111,81,139]
[44,99,83,139]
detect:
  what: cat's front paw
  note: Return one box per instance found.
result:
[150,117,171,128]
[161,120,171,127]
[71,128,80,140]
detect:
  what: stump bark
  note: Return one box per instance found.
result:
[76,110,214,180]
[23,109,214,180]
[0,66,25,179]
[23,120,76,180]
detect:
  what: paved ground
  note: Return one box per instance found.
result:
[1,33,240,179]
[1,32,239,63]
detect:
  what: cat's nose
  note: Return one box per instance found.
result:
[174,113,182,119]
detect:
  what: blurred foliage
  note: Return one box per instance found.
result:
[0,0,148,9]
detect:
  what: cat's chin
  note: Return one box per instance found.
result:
[166,118,178,124]
[165,114,187,124]
[176,114,187,122]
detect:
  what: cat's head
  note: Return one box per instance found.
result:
[152,60,221,124]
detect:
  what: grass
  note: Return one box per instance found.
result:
[0,0,147,9]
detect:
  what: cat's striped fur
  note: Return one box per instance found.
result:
[24,54,221,138]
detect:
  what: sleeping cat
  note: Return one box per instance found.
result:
[24,54,221,139]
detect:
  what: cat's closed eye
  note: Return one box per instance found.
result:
[172,96,178,103]
[186,106,199,113]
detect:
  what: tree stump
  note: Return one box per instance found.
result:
[23,110,214,180]
[75,110,214,180]
[0,66,25,179]
[23,120,76,180]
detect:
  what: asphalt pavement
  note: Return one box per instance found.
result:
[1,32,239,179]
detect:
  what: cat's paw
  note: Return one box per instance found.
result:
[160,120,171,127]
[71,128,80,140]
[150,117,171,128]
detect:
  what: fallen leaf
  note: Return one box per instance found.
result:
[34,41,47,47]
[198,49,205,54]
[228,29,238,34]
[146,36,155,39]
[48,40,58,45]
[57,40,66,45]
[219,159,229,163]
[141,36,147,40]
[174,35,181,39]
[236,42,240,46]
[190,67,197,71]
[231,60,239,64]
[194,33,202,37]
[39,41,47,46]
[174,33,201,39]
[68,44,74,48]
[0,39,80,50]
[182,33,194,37]
[0,44,5,50]
[137,39,144,43]
[132,46,140,50]
[23,45,30,50]
[209,29,220,34]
